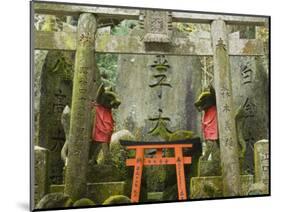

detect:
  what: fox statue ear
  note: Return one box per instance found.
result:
[96,83,105,102]
[107,86,113,92]
[209,85,216,96]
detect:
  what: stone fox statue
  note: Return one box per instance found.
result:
[61,83,121,165]
[194,86,246,165]
[194,86,220,162]
[90,83,121,164]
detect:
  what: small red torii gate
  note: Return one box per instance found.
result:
[120,138,200,202]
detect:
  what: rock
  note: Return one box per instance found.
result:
[248,182,268,195]
[49,182,127,205]
[87,182,126,204]
[73,198,95,207]
[254,139,269,186]
[87,164,122,183]
[35,193,73,209]
[103,195,131,205]
[34,146,50,205]
[190,175,254,199]
[198,159,221,177]
[240,175,254,196]
[110,129,136,178]
[190,176,223,199]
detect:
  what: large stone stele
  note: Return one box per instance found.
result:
[116,54,202,141]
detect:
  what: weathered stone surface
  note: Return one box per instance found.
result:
[240,175,254,196]
[116,54,202,141]
[64,13,98,201]
[35,192,73,209]
[198,160,221,177]
[33,2,267,25]
[228,32,264,55]
[109,129,136,179]
[211,20,240,196]
[37,50,74,184]
[34,50,48,146]
[73,198,95,207]
[87,182,126,204]
[248,182,268,195]
[231,56,269,174]
[35,31,265,56]
[190,176,223,199]
[50,184,65,193]
[103,195,131,205]
[190,175,253,199]
[254,140,269,186]
[34,146,50,205]
[49,182,127,204]
[87,164,123,183]
[142,10,172,43]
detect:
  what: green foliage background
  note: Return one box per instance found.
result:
[96,20,138,89]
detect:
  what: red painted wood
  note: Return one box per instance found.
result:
[156,148,162,158]
[126,157,191,166]
[130,148,144,203]
[175,146,187,200]
[126,144,192,150]
[124,143,192,202]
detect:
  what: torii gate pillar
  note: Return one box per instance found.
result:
[211,19,241,196]
[64,13,97,201]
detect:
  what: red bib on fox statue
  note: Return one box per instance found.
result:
[92,104,114,143]
[202,105,218,140]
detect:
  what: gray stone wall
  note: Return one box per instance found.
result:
[116,54,202,141]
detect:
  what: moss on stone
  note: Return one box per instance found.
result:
[103,195,131,205]
[41,15,57,32]
[190,175,254,199]
[73,198,95,207]
[35,192,73,209]
[168,130,194,141]
[87,182,126,204]
[198,159,221,176]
